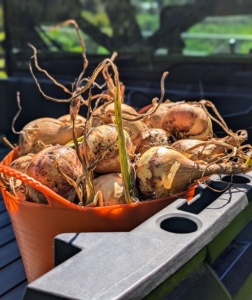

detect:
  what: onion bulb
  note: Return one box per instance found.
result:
[161,102,213,140]
[10,154,34,174]
[136,146,251,198]
[18,117,84,156]
[2,154,34,197]
[58,114,86,124]
[94,173,126,206]
[172,130,248,163]
[122,119,148,151]
[25,145,82,204]
[138,128,171,154]
[90,102,138,127]
[80,124,135,173]
[144,101,174,129]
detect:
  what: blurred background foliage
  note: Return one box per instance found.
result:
[33,0,252,56]
[1,0,252,78]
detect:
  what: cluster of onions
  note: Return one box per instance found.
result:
[8,88,252,206]
[4,20,252,207]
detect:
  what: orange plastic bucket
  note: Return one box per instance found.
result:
[0,149,196,283]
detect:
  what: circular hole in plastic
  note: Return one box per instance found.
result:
[221,175,250,184]
[160,217,198,234]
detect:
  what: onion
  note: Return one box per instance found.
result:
[161,102,213,140]
[25,145,82,204]
[10,154,34,174]
[144,102,174,129]
[94,173,126,206]
[58,114,86,124]
[2,154,34,197]
[18,117,84,156]
[172,139,221,163]
[172,130,248,163]
[80,124,135,173]
[122,119,148,151]
[136,146,251,198]
[91,102,146,150]
[138,128,171,155]
[90,102,138,127]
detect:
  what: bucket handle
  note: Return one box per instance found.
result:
[0,164,75,208]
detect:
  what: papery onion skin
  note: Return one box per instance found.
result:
[136,146,251,198]
[161,102,213,141]
[80,124,135,174]
[25,145,82,203]
[58,114,86,124]
[90,103,138,127]
[10,154,34,174]
[172,130,248,163]
[94,173,126,206]
[144,102,174,129]
[18,117,83,156]
[122,119,148,152]
[3,154,34,193]
[138,128,171,155]
[172,139,221,163]
[90,102,146,150]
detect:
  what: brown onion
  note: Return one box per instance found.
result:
[136,146,251,198]
[10,154,34,174]
[3,154,34,195]
[94,173,126,206]
[172,130,248,163]
[144,102,174,129]
[18,117,83,156]
[122,119,148,151]
[91,103,146,149]
[58,114,86,124]
[161,102,213,140]
[90,103,138,127]
[138,128,171,154]
[80,124,135,174]
[25,145,82,204]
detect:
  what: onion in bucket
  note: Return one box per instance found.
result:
[94,173,126,206]
[161,102,213,140]
[25,145,82,204]
[80,124,135,174]
[18,117,84,156]
[172,130,248,163]
[136,146,252,198]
